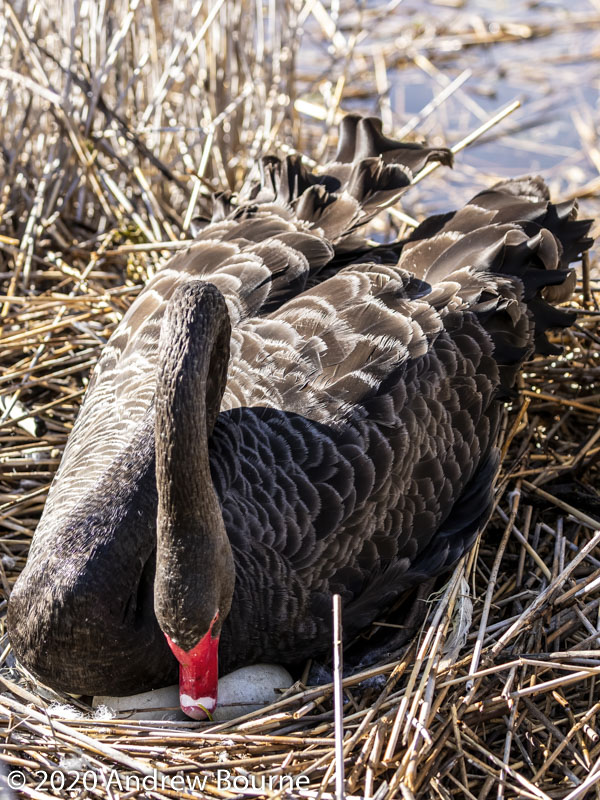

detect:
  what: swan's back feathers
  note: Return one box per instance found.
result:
[41,167,590,534]
[37,118,452,536]
[223,265,442,421]
[222,177,591,418]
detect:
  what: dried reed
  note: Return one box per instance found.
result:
[1,1,599,798]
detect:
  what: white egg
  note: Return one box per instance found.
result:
[93,663,294,722]
[92,684,185,721]
[213,664,294,721]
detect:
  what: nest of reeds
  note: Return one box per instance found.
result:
[1,1,600,798]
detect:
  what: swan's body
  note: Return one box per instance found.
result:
[8,118,591,715]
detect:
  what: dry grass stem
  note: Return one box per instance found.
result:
[1,0,599,797]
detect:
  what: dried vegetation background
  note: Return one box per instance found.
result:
[1,0,600,798]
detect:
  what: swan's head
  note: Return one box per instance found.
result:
[155,529,234,720]
[154,524,234,721]
[164,611,221,720]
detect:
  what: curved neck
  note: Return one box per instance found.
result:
[154,280,234,651]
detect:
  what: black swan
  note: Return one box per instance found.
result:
[8,116,592,719]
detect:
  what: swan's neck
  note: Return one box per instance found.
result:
[154,280,234,718]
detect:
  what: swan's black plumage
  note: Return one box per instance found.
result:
[8,117,592,696]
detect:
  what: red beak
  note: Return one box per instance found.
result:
[165,615,219,720]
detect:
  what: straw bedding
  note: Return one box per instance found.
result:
[1,1,599,797]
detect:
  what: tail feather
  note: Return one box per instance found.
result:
[410,178,593,265]
[333,114,453,171]
[394,176,592,394]
[195,116,452,250]
[403,177,592,364]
